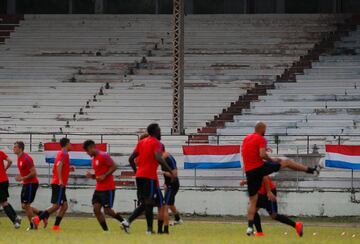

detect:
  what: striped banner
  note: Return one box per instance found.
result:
[183,145,241,169]
[44,143,107,166]
[325,145,360,170]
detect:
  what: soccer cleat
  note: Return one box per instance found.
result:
[295,222,304,237]
[43,218,48,229]
[255,232,265,237]
[31,216,40,230]
[52,225,61,231]
[14,216,22,229]
[246,227,255,236]
[121,220,130,234]
[171,219,184,226]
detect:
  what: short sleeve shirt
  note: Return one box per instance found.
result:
[241,133,267,172]
[17,152,39,185]
[92,151,116,191]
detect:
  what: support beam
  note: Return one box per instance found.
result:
[7,0,16,15]
[172,0,185,135]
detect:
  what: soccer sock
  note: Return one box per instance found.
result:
[253,213,263,233]
[275,214,296,228]
[113,212,124,222]
[100,221,109,231]
[174,213,181,221]
[3,204,17,223]
[39,210,50,220]
[164,225,169,234]
[54,216,62,226]
[306,167,315,174]
[128,204,145,224]
[145,204,154,232]
[248,220,254,229]
[158,220,163,233]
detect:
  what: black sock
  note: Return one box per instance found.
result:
[128,204,145,224]
[306,167,315,174]
[39,210,50,220]
[145,204,154,232]
[248,220,254,228]
[275,214,296,228]
[254,213,263,233]
[158,220,163,233]
[54,216,62,226]
[4,204,17,223]
[100,221,108,231]
[30,222,34,229]
[164,225,169,234]
[114,213,124,223]
[174,213,181,221]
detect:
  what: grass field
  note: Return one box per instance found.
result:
[0,217,359,244]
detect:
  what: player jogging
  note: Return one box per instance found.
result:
[122,123,174,234]
[0,150,21,229]
[13,141,40,231]
[83,140,125,232]
[32,138,74,231]
[242,122,322,236]
[241,176,303,237]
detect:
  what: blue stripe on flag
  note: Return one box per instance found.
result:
[325,160,360,170]
[184,161,241,169]
[45,158,91,166]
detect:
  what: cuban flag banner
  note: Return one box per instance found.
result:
[325,145,360,170]
[44,143,107,166]
[183,145,241,169]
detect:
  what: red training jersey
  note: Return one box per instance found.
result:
[241,133,267,172]
[0,151,9,183]
[258,177,276,195]
[92,151,116,191]
[52,150,71,186]
[133,136,162,181]
[17,152,39,185]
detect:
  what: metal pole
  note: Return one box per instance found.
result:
[306,136,309,154]
[29,133,32,152]
[172,0,185,135]
[351,169,354,193]
[194,168,197,187]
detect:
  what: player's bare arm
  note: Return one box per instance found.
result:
[259,147,276,162]
[128,152,138,173]
[263,176,276,201]
[5,156,12,170]
[155,151,174,177]
[16,167,36,182]
[57,161,64,185]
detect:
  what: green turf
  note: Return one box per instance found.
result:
[0,217,359,244]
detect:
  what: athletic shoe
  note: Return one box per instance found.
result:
[31,216,40,230]
[14,216,21,229]
[26,226,35,231]
[121,220,130,234]
[171,219,184,226]
[146,230,156,235]
[246,227,254,236]
[295,222,304,237]
[255,232,265,237]
[314,162,324,176]
[52,225,61,231]
[43,218,48,229]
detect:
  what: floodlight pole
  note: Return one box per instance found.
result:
[172,0,185,135]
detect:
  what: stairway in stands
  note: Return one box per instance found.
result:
[0,15,23,44]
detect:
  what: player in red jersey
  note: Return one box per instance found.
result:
[32,138,75,231]
[13,141,40,230]
[83,140,125,232]
[242,122,322,236]
[122,123,174,235]
[0,150,22,229]
[241,176,303,237]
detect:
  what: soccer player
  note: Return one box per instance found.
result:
[242,122,322,236]
[83,140,125,232]
[32,138,74,231]
[122,123,174,234]
[241,176,303,237]
[0,150,22,229]
[13,141,40,230]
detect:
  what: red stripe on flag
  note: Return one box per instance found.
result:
[44,143,107,152]
[325,145,360,156]
[182,145,240,155]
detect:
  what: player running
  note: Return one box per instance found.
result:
[32,138,74,231]
[0,150,22,229]
[13,141,40,231]
[83,140,125,232]
[241,176,303,237]
[242,122,322,236]
[122,123,174,235]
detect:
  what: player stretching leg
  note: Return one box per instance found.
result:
[0,150,21,228]
[242,122,322,236]
[122,123,174,234]
[13,141,40,231]
[83,140,125,232]
[241,176,303,237]
[32,138,75,231]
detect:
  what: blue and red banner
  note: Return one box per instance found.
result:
[183,145,241,169]
[44,143,107,166]
[325,145,360,170]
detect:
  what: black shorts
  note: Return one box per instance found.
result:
[0,181,9,203]
[92,190,115,208]
[246,161,281,197]
[164,179,180,206]
[51,184,67,205]
[136,177,162,207]
[257,190,278,215]
[21,183,38,204]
